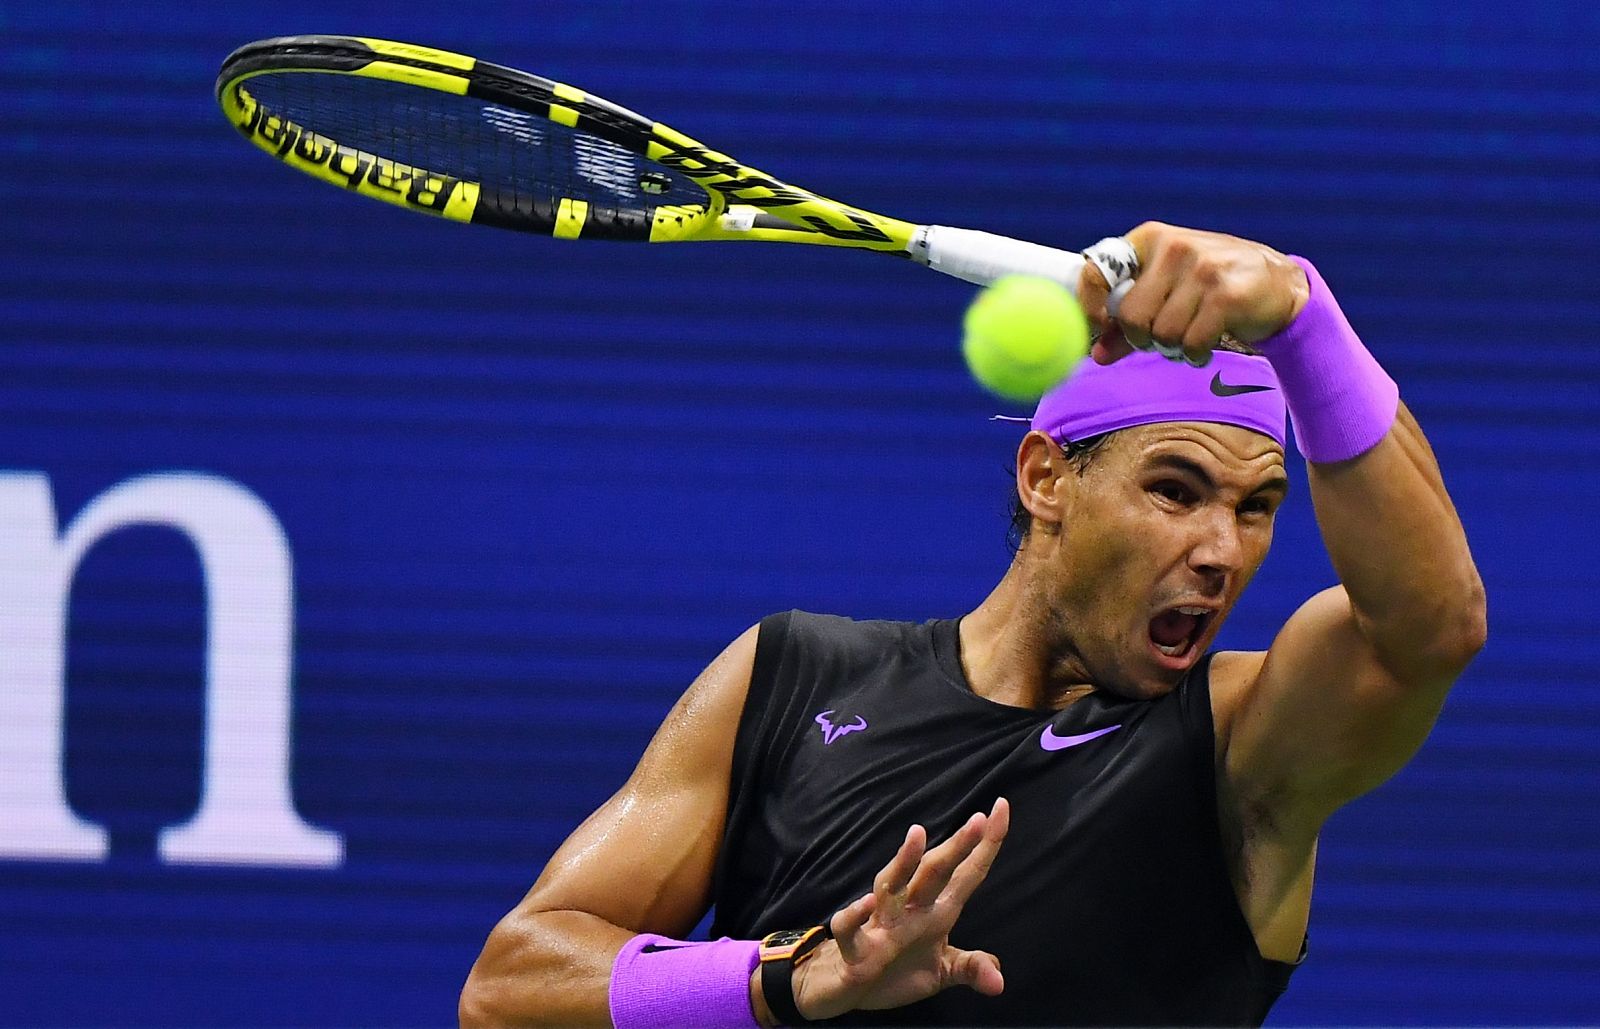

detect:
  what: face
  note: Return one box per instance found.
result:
[1022,422,1288,699]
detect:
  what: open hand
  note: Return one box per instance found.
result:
[1076,222,1309,366]
[790,797,1011,1021]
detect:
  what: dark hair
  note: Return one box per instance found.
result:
[1005,431,1118,555]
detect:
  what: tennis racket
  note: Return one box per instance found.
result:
[215,35,1138,301]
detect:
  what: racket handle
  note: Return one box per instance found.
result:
[915,220,1139,294]
[909,225,1135,308]
[910,225,1085,290]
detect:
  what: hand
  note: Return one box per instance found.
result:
[789,798,1011,1021]
[1076,222,1310,365]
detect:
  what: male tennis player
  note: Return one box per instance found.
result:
[460,223,1485,1027]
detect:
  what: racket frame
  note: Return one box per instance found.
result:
[215,36,917,251]
[216,36,1114,294]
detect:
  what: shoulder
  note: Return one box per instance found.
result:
[762,609,923,664]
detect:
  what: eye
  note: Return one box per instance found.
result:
[1239,496,1276,518]
[1151,480,1194,506]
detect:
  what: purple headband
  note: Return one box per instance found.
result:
[1031,350,1287,447]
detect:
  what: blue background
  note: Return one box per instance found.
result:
[4,1,1598,1024]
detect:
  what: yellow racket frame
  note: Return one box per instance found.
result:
[216,36,918,251]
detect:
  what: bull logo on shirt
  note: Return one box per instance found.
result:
[814,710,868,745]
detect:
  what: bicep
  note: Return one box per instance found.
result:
[1219,587,1456,833]
[516,623,760,936]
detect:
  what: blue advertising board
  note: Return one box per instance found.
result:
[3,1,1598,1023]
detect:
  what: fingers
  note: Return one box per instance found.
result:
[1086,223,1189,364]
[1113,221,1174,337]
[905,797,1011,910]
[854,799,1010,949]
[1078,258,1131,367]
[1116,227,1189,354]
[904,810,986,908]
[1150,276,1205,351]
[1109,221,1311,352]
[831,891,876,964]
[1091,329,1132,365]
[945,947,1005,997]
[941,796,1009,911]
[1180,299,1229,366]
[1183,298,1229,351]
[821,802,1011,1013]
[1076,258,1111,330]
[874,823,925,904]
[1153,277,1217,368]
[1121,220,1164,257]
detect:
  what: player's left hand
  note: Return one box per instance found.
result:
[1076,222,1310,366]
[787,798,1010,1021]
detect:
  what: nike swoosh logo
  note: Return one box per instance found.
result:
[1209,372,1275,397]
[640,943,695,953]
[1039,724,1123,751]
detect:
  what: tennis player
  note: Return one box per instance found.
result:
[460,223,1485,1027]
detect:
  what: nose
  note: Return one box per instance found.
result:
[1188,509,1244,580]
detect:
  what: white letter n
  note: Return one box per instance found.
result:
[0,472,343,867]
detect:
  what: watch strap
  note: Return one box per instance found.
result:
[758,923,832,1026]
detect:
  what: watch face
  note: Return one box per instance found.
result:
[761,925,827,962]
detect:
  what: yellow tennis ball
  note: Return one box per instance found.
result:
[961,275,1091,404]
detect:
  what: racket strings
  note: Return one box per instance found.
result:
[242,73,710,212]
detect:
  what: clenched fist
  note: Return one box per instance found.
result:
[1077,222,1310,366]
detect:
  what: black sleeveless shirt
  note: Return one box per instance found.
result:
[710,611,1299,1027]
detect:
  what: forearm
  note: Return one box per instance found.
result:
[460,908,632,1029]
[1251,255,1484,684]
[1307,403,1486,681]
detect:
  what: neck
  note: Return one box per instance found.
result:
[959,553,1096,711]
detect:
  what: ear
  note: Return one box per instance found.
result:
[1016,431,1068,536]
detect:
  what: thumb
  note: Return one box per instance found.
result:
[945,947,1005,997]
[1078,259,1134,365]
[1077,258,1112,327]
[1091,326,1133,365]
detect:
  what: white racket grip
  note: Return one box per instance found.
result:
[909,225,1136,316]
[910,225,1088,293]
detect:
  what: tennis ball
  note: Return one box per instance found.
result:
[961,275,1091,404]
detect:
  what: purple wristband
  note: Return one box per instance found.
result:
[1257,256,1399,463]
[609,934,761,1029]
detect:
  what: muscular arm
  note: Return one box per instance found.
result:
[1083,223,1487,830]
[1223,402,1487,830]
[1088,224,1484,832]
[459,620,1012,1028]
[1076,224,1487,962]
[458,625,759,1028]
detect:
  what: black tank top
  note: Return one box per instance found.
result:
[710,611,1298,1027]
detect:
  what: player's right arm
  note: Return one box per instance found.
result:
[458,619,1010,1029]
[458,624,761,1029]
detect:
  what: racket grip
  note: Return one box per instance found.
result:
[910,225,1090,294]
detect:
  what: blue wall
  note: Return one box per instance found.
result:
[3,1,1598,1023]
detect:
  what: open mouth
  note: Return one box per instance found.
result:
[1148,606,1213,662]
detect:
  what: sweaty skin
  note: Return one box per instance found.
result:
[459,224,1485,1027]
[962,421,1297,950]
[961,422,1289,709]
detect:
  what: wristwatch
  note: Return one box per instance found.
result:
[758,923,833,1026]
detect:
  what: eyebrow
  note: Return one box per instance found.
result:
[1145,454,1290,497]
